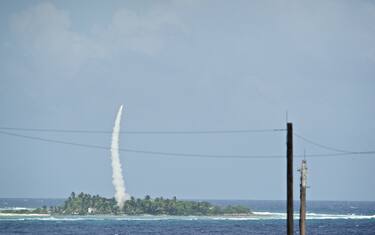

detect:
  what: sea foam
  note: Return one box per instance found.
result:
[0,213,374,221]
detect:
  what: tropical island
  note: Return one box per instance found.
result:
[1,192,251,216]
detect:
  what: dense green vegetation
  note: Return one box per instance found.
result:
[46,192,251,216]
[0,206,49,214]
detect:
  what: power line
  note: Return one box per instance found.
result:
[293,133,375,156]
[0,130,282,159]
[0,130,374,159]
[294,133,353,153]
[301,152,375,158]
[0,127,286,135]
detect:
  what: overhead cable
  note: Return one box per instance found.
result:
[0,127,286,134]
[294,132,354,153]
[0,130,374,159]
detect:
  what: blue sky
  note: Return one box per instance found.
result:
[0,0,374,200]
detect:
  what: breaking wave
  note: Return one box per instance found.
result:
[0,213,374,221]
[253,211,375,220]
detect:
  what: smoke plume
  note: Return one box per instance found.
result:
[110,105,129,209]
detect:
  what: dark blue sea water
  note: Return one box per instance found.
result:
[0,199,374,235]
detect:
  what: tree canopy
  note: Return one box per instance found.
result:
[47,192,251,216]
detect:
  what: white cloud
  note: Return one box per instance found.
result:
[10,2,100,76]
[9,2,186,77]
[103,7,184,55]
[10,2,70,35]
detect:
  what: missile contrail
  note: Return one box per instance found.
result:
[110,105,129,209]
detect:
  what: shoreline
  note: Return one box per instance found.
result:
[0,213,50,217]
[1,213,374,220]
[0,212,257,218]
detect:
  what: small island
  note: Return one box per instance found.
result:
[2,192,252,216]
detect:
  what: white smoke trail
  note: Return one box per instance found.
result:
[110,105,130,209]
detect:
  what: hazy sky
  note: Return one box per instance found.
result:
[0,0,374,201]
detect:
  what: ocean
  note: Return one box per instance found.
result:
[0,199,374,234]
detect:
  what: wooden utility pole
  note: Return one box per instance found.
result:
[299,160,307,235]
[287,123,293,235]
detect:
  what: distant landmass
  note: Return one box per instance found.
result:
[1,192,251,216]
